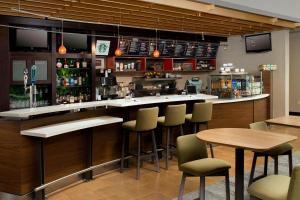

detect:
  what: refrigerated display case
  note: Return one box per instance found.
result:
[208,72,262,99]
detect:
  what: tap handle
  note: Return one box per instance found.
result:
[23,68,28,88]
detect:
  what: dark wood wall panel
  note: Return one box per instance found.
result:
[254,97,270,122]
[209,101,254,128]
[0,27,10,111]
[44,132,88,183]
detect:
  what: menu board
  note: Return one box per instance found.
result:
[174,41,186,57]
[119,39,129,55]
[185,42,195,57]
[195,43,219,57]
[127,38,140,55]
[160,40,175,56]
[118,37,219,58]
[139,40,149,56]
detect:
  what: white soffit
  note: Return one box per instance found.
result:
[197,0,300,22]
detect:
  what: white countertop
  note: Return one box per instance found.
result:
[107,94,218,107]
[209,94,269,104]
[21,116,123,138]
[0,94,269,119]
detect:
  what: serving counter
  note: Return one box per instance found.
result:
[0,94,269,199]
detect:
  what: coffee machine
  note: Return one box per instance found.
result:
[96,70,118,100]
[185,77,202,94]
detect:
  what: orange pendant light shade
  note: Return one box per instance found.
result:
[115,48,122,56]
[153,49,160,58]
[58,43,67,54]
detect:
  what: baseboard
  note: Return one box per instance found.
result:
[289,112,300,116]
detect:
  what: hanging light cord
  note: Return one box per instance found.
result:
[61,19,64,44]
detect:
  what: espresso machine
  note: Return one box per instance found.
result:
[96,70,118,100]
[185,77,202,94]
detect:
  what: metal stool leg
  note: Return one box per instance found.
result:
[209,144,214,158]
[225,170,230,200]
[248,153,258,186]
[274,156,279,175]
[120,130,126,173]
[178,173,186,200]
[263,155,268,176]
[165,127,170,170]
[151,130,160,173]
[136,132,141,179]
[288,150,293,177]
[200,176,205,200]
[180,124,184,136]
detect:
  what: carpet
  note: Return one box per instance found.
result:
[172,151,300,200]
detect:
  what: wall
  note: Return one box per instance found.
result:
[216,30,290,117]
[289,30,300,113]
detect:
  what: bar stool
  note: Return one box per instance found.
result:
[248,121,293,186]
[185,102,214,158]
[120,107,160,179]
[157,104,186,169]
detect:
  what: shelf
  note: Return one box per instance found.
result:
[134,77,181,82]
[55,53,92,59]
[56,68,91,70]
[56,85,91,89]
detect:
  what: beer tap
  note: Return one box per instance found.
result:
[23,65,37,108]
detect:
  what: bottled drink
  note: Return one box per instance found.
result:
[63,58,69,68]
[69,59,75,68]
[82,59,87,68]
[76,59,80,68]
[56,59,62,68]
[78,74,82,86]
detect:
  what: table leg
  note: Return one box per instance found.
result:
[35,139,45,200]
[235,148,244,200]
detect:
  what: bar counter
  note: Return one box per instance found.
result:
[0,94,269,199]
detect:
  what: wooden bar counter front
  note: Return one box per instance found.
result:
[0,94,269,199]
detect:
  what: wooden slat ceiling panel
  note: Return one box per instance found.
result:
[0,0,298,36]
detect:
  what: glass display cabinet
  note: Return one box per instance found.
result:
[208,72,263,99]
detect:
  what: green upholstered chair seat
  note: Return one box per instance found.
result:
[179,158,230,176]
[185,114,193,121]
[265,143,293,156]
[248,175,290,200]
[122,120,136,131]
[157,116,165,125]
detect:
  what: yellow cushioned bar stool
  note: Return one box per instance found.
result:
[248,121,293,186]
[177,134,231,200]
[121,107,160,179]
[158,104,186,169]
[185,102,214,158]
[248,165,300,200]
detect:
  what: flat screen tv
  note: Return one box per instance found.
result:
[63,33,88,52]
[13,28,50,51]
[245,33,272,53]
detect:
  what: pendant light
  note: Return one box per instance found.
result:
[58,19,67,54]
[153,28,160,58]
[115,24,122,56]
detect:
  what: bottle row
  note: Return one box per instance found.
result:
[56,72,90,87]
[56,89,91,104]
[56,58,91,69]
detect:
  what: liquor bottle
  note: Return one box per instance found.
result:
[70,74,74,86]
[70,91,75,103]
[82,59,87,68]
[56,59,62,68]
[82,73,86,86]
[76,59,80,68]
[63,58,69,68]
[74,74,78,85]
[78,73,82,86]
[69,59,75,68]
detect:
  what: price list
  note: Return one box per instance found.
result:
[127,38,140,55]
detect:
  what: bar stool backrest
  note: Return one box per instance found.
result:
[176,134,208,170]
[249,121,268,131]
[136,107,159,132]
[191,102,212,123]
[165,104,186,126]
[288,165,300,200]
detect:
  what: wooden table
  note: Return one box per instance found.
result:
[196,128,297,200]
[266,115,300,128]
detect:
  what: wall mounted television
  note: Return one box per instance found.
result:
[57,32,90,53]
[245,33,272,53]
[10,28,51,51]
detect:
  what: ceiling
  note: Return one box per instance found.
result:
[197,0,300,23]
[0,0,298,37]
